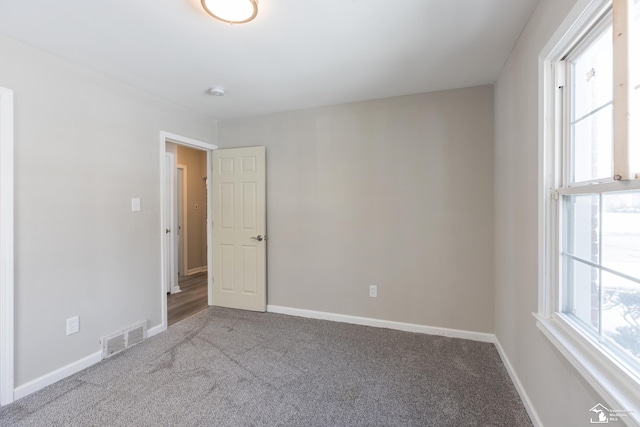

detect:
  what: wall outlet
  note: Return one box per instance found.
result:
[369,285,378,298]
[131,197,141,212]
[66,316,80,336]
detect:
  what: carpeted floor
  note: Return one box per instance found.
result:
[0,307,532,426]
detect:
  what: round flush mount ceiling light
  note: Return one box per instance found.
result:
[208,86,225,96]
[201,0,258,24]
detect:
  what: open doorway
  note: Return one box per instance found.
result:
[165,143,209,326]
[159,131,216,331]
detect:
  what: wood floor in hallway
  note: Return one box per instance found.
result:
[167,272,208,326]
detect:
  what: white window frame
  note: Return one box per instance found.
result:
[0,87,15,406]
[537,0,640,425]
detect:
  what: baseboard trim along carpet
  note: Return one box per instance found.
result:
[10,307,540,427]
[146,324,164,338]
[493,337,543,427]
[13,350,102,401]
[267,305,541,424]
[266,305,495,343]
[13,322,166,402]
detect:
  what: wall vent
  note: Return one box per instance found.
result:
[126,323,146,347]
[101,321,147,359]
[102,334,125,358]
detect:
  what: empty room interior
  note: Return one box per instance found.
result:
[1,0,639,426]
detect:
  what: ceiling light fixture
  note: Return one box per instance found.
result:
[201,0,258,24]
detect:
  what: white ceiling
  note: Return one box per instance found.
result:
[0,0,537,120]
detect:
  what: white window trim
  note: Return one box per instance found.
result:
[538,0,640,425]
[0,87,15,406]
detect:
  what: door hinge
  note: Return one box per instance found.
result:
[552,191,560,200]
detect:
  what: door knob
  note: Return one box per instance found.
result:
[250,235,265,242]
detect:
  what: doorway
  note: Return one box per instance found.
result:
[166,144,209,325]
[159,131,216,331]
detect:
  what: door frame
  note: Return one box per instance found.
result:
[164,152,177,294]
[176,164,188,277]
[0,88,14,406]
[159,131,217,331]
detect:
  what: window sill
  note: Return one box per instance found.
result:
[534,312,640,426]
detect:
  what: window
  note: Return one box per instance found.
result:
[538,0,640,421]
[561,12,640,372]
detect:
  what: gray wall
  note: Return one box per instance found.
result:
[218,86,495,333]
[0,34,217,386]
[177,145,208,272]
[494,0,609,424]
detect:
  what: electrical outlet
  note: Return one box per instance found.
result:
[131,198,141,212]
[66,316,80,336]
[369,285,378,298]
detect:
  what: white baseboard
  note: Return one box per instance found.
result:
[14,323,165,402]
[266,305,495,343]
[266,305,539,424]
[10,307,538,427]
[14,350,102,401]
[494,337,543,427]
[146,324,164,338]
[186,266,207,276]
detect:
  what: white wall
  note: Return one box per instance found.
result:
[219,86,495,333]
[494,0,613,424]
[0,34,216,387]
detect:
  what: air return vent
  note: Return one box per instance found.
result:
[102,334,125,358]
[126,324,145,347]
[101,321,147,359]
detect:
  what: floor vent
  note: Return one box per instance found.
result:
[101,321,147,359]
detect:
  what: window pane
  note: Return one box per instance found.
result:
[635,88,639,172]
[635,0,640,89]
[572,27,613,121]
[602,191,640,280]
[571,105,613,182]
[564,194,600,263]
[570,25,613,183]
[634,1,640,170]
[565,258,600,332]
[563,194,600,332]
[602,271,640,369]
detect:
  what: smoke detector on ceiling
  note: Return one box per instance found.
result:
[208,86,225,96]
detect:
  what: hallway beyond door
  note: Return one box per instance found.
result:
[167,272,208,326]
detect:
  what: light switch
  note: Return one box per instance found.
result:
[132,198,141,212]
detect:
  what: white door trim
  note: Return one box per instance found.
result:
[0,87,15,406]
[176,164,188,277]
[159,132,217,331]
[164,152,178,294]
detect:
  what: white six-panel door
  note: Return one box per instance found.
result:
[212,147,266,312]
